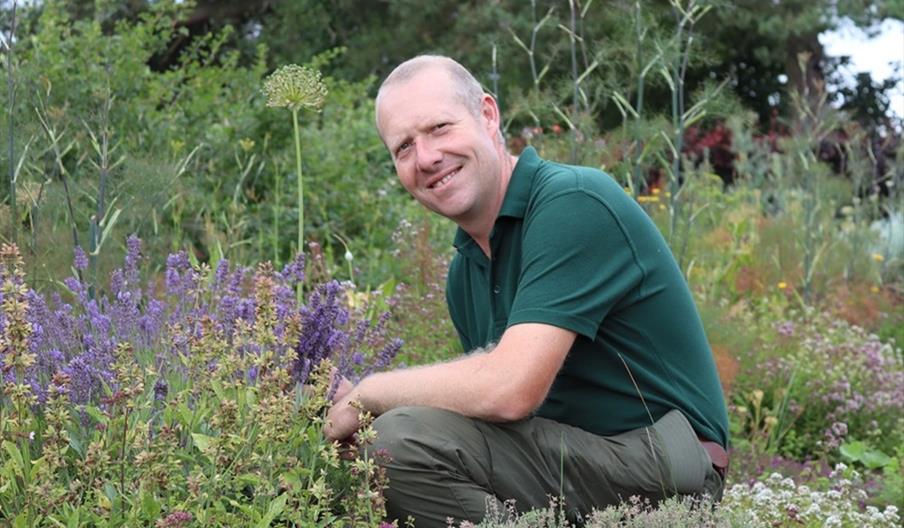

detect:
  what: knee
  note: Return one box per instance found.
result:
[371,406,444,451]
[368,406,471,466]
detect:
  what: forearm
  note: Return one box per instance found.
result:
[323,323,575,441]
[355,349,523,422]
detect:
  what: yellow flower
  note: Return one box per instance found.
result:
[169,139,185,153]
[652,187,661,195]
[751,390,764,406]
[637,195,660,203]
[777,281,787,290]
[870,285,880,293]
[238,138,255,152]
[659,204,666,210]
[872,253,885,263]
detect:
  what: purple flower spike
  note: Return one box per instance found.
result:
[73,247,89,271]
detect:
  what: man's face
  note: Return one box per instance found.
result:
[376,68,502,225]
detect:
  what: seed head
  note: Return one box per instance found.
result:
[262,64,327,112]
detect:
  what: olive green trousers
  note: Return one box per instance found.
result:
[369,407,722,527]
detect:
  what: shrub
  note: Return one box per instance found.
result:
[0,239,400,526]
[448,465,900,527]
[730,311,903,461]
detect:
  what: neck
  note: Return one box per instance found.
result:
[463,151,518,257]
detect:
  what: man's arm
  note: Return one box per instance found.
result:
[323,322,576,441]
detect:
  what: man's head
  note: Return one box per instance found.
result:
[375,56,511,230]
[376,56,487,123]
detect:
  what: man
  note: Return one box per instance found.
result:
[324,55,729,527]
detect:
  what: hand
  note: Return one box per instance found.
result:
[330,369,354,404]
[323,390,362,442]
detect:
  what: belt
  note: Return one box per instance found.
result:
[698,436,729,480]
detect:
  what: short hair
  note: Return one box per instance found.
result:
[375,55,505,147]
[376,55,485,118]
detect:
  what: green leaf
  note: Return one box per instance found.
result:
[89,208,122,256]
[104,482,117,502]
[140,490,161,520]
[210,380,227,403]
[83,405,107,425]
[68,433,84,457]
[66,509,81,528]
[177,402,194,426]
[45,516,66,527]
[840,440,866,461]
[861,449,893,469]
[13,512,28,528]
[256,493,288,528]
[840,441,893,469]
[192,432,214,452]
[2,441,25,478]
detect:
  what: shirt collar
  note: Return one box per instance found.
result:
[453,146,541,250]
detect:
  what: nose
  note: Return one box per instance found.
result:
[415,136,442,172]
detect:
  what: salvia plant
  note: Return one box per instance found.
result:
[0,237,401,526]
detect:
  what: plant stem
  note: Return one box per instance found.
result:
[6,1,17,244]
[274,163,281,267]
[631,1,647,194]
[292,108,303,299]
[529,0,539,86]
[89,85,112,300]
[120,405,129,520]
[569,0,579,164]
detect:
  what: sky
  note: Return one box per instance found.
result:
[820,17,904,121]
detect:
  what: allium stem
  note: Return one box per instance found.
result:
[273,167,281,266]
[292,108,304,299]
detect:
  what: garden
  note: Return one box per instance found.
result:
[0,0,902,526]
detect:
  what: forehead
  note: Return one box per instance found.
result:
[377,69,470,139]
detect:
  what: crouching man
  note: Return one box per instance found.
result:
[324,55,728,527]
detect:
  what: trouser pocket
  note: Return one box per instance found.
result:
[649,409,711,494]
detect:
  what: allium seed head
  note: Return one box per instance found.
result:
[262,64,327,112]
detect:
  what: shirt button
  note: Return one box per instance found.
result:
[493,285,501,294]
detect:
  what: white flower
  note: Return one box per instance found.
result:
[262,64,327,112]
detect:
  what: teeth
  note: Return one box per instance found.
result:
[430,169,458,189]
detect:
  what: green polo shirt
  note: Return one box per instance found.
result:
[446,147,728,446]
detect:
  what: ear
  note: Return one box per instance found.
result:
[479,94,501,137]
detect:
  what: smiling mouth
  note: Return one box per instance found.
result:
[428,168,460,190]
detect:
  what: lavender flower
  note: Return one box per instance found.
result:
[10,238,402,406]
[73,247,89,271]
[153,378,168,402]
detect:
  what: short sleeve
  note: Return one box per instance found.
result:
[506,191,644,339]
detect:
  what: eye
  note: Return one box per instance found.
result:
[434,122,449,132]
[395,141,412,158]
